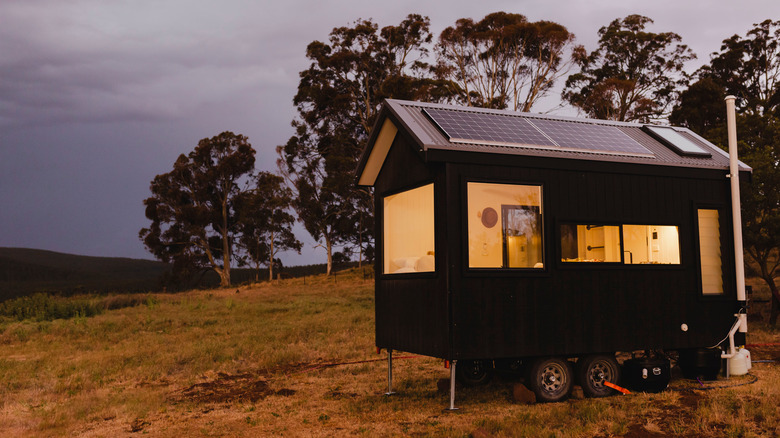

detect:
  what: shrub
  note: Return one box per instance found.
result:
[0,293,102,322]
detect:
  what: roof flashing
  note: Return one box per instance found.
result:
[357,118,398,186]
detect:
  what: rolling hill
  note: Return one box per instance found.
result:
[0,247,170,301]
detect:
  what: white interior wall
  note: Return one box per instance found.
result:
[383,184,435,273]
[467,183,541,268]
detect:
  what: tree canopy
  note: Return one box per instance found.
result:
[280,14,450,275]
[563,14,695,122]
[235,171,301,282]
[140,132,255,287]
[436,12,578,111]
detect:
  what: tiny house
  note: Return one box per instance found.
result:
[355,99,750,404]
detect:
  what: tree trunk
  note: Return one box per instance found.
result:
[325,234,333,276]
[254,241,260,283]
[269,233,275,282]
[769,281,780,326]
[219,256,231,287]
[219,268,230,288]
[358,212,363,269]
[220,197,231,288]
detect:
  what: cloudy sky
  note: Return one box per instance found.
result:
[1,0,777,266]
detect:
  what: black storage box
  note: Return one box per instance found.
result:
[678,348,722,381]
[622,358,671,393]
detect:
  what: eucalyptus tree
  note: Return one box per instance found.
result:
[235,171,301,282]
[140,132,255,287]
[280,14,448,274]
[436,12,578,111]
[563,14,695,122]
[671,19,780,324]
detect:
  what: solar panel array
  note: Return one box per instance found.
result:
[423,107,654,158]
[529,118,653,157]
[423,108,555,147]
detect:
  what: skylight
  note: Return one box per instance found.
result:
[643,125,712,158]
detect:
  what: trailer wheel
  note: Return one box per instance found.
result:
[576,354,620,398]
[527,357,573,402]
[456,359,494,387]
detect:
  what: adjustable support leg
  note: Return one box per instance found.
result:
[385,349,396,396]
[444,359,459,411]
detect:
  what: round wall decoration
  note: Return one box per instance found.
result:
[481,207,498,228]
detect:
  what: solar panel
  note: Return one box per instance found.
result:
[528,118,654,157]
[422,107,654,158]
[643,125,712,157]
[423,108,556,148]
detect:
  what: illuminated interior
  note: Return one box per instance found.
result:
[698,209,723,294]
[561,224,681,264]
[623,225,680,264]
[468,183,543,269]
[560,225,621,262]
[383,184,435,274]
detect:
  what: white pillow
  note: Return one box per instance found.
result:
[416,255,435,272]
[393,257,419,269]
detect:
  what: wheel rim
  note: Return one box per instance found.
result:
[540,363,567,395]
[465,360,486,379]
[587,361,614,389]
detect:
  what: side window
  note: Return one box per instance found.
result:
[383,184,435,274]
[622,225,680,265]
[560,225,621,262]
[468,182,544,269]
[698,209,723,295]
[560,224,681,265]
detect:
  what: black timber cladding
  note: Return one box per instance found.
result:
[361,99,750,362]
[372,129,449,358]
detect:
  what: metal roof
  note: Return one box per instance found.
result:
[357,99,751,186]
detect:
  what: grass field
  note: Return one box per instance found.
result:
[1,270,779,437]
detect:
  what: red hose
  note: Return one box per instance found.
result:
[288,355,420,376]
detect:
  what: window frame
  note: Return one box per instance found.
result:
[693,204,731,299]
[557,220,684,268]
[379,181,437,278]
[463,179,547,274]
[501,204,544,269]
[559,222,624,265]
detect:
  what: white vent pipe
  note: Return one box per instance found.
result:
[725,95,747,336]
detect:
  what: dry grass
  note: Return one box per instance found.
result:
[0,270,779,437]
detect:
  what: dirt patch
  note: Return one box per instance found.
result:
[167,359,354,406]
[676,390,702,410]
[170,372,296,404]
[129,417,150,433]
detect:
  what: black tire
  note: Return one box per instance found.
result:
[576,354,620,398]
[455,359,494,387]
[526,357,573,402]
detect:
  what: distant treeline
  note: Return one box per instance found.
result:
[195,261,367,288]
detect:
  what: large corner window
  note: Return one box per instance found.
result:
[383,184,435,274]
[468,182,544,269]
[561,224,681,265]
[698,209,723,295]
